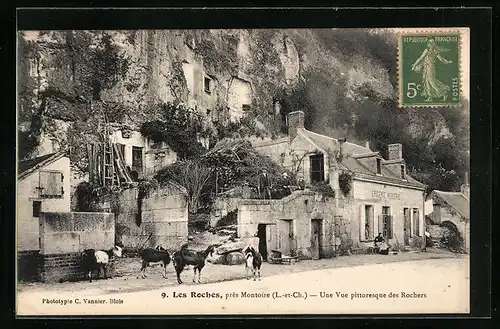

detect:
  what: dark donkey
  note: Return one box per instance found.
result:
[139,247,171,279]
[173,244,215,284]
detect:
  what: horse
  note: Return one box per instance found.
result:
[244,246,263,281]
[173,244,215,284]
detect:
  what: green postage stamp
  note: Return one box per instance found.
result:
[398,32,461,108]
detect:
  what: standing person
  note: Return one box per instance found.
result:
[411,39,453,102]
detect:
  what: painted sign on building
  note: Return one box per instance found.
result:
[371,190,401,200]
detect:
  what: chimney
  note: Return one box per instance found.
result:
[365,141,370,150]
[388,143,403,160]
[287,111,305,140]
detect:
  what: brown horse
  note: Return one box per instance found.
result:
[173,244,215,284]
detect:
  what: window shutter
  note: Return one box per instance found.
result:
[388,216,393,239]
[378,214,384,236]
[359,204,365,241]
[39,171,50,196]
[39,171,63,197]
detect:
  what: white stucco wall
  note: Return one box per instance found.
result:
[109,129,177,176]
[227,77,252,121]
[348,179,425,246]
[17,156,71,251]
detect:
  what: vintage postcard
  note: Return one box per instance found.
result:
[16,27,470,316]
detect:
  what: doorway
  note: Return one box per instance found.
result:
[311,219,323,260]
[257,224,268,261]
[278,220,294,256]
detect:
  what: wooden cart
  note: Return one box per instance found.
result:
[269,250,299,265]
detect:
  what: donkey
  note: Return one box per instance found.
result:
[138,247,171,279]
[82,246,123,282]
[173,244,215,284]
[244,246,263,281]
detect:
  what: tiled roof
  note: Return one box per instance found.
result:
[251,137,289,148]
[301,128,425,189]
[341,156,425,189]
[18,152,64,179]
[432,191,469,219]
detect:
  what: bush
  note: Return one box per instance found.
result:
[338,235,353,255]
[310,181,335,198]
[338,172,352,196]
[440,233,464,253]
[411,236,425,250]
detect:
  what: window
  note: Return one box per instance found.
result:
[39,171,64,198]
[376,158,382,174]
[132,146,143,173]
[412,208,420,236]
[310,154,325,183]
[381,206,393,239]
[242,104,251,112]
[204,77,211,94]
[32,201,41,217]
[364,205,374,240]
[401,165,405,179]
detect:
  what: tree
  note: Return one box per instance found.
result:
[17,31,130,159]
[155,160,214,214]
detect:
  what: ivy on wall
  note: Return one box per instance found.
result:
[339,171,352,196]
[140,102,210,160]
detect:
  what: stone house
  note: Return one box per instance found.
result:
[251,111,427,252]
[107,124,178,179]
[235,190,339,260]
[17,152,71,252]
[427,183,470,253]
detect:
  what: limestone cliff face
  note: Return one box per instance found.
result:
[18,29,468,190]
[19,29,397,136]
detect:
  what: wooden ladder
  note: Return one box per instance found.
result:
[103,141,119,187]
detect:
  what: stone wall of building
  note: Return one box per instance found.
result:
[347,179,425,249]
[38,211,115,283]
[237,190,338,260]
[17,156,71,251]
[115,186,188,251]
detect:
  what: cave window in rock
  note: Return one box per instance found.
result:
[204,76,212,94]
[92,80,102,101]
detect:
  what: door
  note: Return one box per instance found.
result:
[404,208,411,246]
[257,224,268,261]
[311,219,322,260]
[278,220,294,256]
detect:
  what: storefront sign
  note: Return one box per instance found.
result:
[371,190,400,200]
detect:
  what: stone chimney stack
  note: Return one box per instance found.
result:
[287,111,305,140]
[388,143,403,160]
[365,141,370,150]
